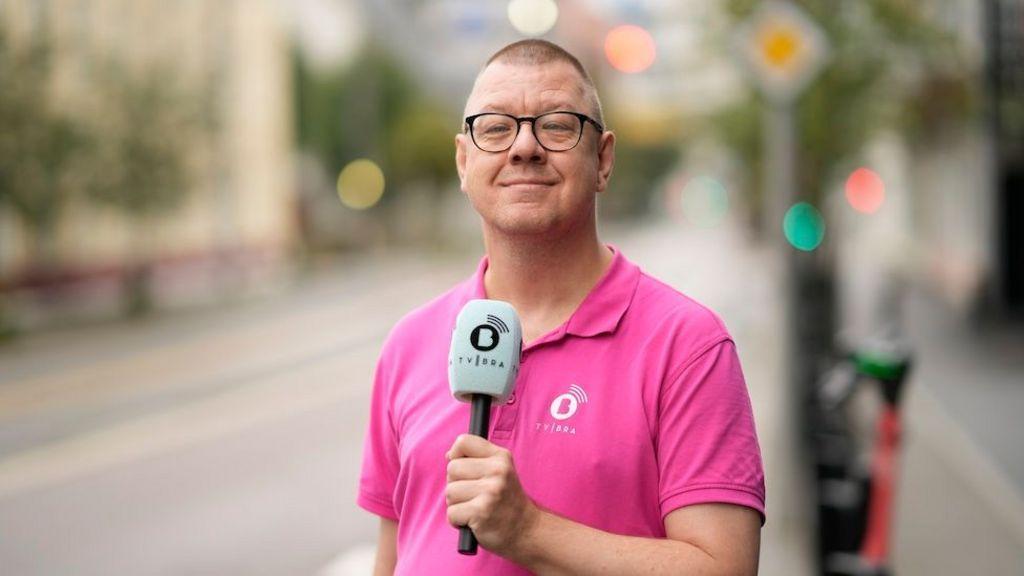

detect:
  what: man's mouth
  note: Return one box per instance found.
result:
[499,179,557,187]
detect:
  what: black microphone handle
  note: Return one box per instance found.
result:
[458,393,492,556]
[468,393,492,439]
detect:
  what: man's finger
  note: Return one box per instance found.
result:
[446,500,475,529]
[444,479,481,506]
[446,457,495,482]
[446,433,501,460]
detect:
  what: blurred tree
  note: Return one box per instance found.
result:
[84,65,204,219]
[1,14,212,328]
[711,0,975,221]
[0,27,89,266]
[0,25,90,338]
[293,45,460,249]
[293,50,355,180]
[601,136,679,217]
[386,104,461,191]
[80,61,210,315]
[707,0,975,379]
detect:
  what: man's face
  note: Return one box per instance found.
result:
[455,61,615,238]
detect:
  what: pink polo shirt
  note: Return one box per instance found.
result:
[357,248,765,574]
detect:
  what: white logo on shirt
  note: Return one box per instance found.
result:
[548,384,588,420]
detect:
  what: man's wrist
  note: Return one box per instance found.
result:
[505,502,553,570]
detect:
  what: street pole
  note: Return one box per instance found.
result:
[764,103,796,242]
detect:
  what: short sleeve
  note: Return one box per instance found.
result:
[356,345,401,521]
[656,339,766,524]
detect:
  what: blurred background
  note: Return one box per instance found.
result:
[0,0,1021,574]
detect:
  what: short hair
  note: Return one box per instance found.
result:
[474,39,605,126]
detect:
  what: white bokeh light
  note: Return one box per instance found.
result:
[507,0,558,37]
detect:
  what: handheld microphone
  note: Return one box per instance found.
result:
[448,299,522,555]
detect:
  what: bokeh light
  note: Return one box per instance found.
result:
[337,159,385,210]
[507,0,558,37]
[783,202,825,251]
[757,22,802,69]
[845,167,885,214]
[604,25,657,73]
[680,176,729,228]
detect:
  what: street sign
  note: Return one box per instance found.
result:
[733,1,829,103]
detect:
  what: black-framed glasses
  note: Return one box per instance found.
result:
[464,111,604,153]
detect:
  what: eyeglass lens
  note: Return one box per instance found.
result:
[472,113,581,152]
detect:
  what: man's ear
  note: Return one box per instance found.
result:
[455,133,468,193]
[595,130,615,194]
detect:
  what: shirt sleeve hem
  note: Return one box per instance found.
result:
[357,490,399,521]
[661,484,766,526]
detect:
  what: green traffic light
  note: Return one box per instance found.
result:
[783,202,825,251]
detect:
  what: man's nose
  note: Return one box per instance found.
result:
[508,121,546,163]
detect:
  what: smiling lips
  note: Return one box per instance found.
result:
[499,179,558,188]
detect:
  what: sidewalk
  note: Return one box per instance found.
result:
[891,291,1024,574]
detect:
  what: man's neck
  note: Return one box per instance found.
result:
[481,226,613,344]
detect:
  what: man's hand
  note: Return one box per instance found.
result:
[444,434,540,558]
[443,434,761,575]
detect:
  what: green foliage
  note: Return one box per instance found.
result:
[0,27,89,243]
[81,61,208,219]
[294,51,353,176]
[704,99,764,216]
[387,105,459,190]
[293,45,457,201]
[603,138,680,217]
[0,24,209,259]
[710,0,976,207]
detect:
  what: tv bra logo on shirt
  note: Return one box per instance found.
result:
[534,384,588,436]
[549,384,588,420]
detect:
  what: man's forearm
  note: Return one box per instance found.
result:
[507,509,725,576]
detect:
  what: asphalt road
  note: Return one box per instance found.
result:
[0,252,473,576]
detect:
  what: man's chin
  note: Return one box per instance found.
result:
[489,214,561,238]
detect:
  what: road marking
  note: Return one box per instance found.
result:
[0,339,379,498]
[0,268,462,419]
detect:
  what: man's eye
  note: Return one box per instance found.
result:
[541,122,573,132]
[482,124,511,135]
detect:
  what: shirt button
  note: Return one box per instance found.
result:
[507,393,517,405]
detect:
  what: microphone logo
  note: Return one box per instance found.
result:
[549,384,588,420]
[469,314,509,352]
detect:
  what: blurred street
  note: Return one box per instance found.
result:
[3,218,1024,576]
[3,1,1024,574]
[0,217,813,576]
[0,251,471,575]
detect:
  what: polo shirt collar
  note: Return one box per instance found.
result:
[467,245,640,340]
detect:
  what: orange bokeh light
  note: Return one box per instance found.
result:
[845,167,885,214]
[758,24,802,68]
[604,25,656,74]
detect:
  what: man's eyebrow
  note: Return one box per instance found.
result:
[469,102,584,115]
[470,103,512,114]
[540,103,581,112]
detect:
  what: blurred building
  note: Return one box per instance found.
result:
[987,0,1024,315]
[0,0,295,316]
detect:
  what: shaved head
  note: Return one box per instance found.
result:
[467,39,604,126]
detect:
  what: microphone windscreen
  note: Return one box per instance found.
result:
[448,299,522,403]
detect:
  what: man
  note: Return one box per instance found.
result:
[358,39,765,575]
